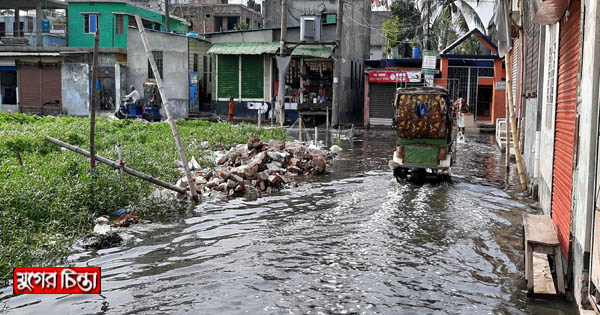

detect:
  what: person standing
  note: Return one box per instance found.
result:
[228,97,235,122]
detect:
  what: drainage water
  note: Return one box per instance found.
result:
[1,130,576,314]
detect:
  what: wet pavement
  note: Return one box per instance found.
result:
[1,129,577,314]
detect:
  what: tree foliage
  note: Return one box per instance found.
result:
[382,16,400,55]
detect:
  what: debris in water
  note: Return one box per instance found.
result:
[112,214,141,227]
[178,139,337,198]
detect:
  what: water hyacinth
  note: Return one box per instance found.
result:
[0,112,288,281]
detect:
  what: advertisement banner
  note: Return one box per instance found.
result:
[368,71,421,83]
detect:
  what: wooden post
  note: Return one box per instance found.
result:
[332,0,343,126]
[258,108,262,128]
[326,106,330,131]
[90,30,100,170]
[506,49,527,191]
[299,115,303,142]
[45,136,186,194]
[314,126,318,145]
[278,0,287,127]
[135,15,199,201]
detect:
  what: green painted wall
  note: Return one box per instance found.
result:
[217,55,239,99]
[241,55,263,98]
[68,2,188,49]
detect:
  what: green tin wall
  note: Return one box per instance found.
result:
[242,55,263,98]
[218,55,239,99]
[68,2,188,49]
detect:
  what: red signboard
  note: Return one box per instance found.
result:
[368,71,422,83]
[13,267,101,294]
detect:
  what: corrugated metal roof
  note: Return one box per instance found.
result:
[208,41,280,55]
[292,45,334,58]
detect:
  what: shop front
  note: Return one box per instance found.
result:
[364,69,422,127]
[273,44,335,124]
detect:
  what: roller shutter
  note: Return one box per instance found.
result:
[551,0,580,259]
[217,55,239,99]
[18,64,42,113]
[369,83,395,125]
[18,63,62,114]
[241,55,263,98]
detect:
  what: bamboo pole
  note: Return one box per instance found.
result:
[258,108,262,128]
[506,50,527,191]
[134,15,199,201]
[45,136,186,194]
[90,30,99,170]
[299,116,303,141]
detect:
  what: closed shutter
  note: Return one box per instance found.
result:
[18,64,42,113]
[524,7,540,96]
[217,55,239,99]
[242,55,263,98]
[369,83,396,125]
[42,63,61,110]
[512,39,519,107]
[551,0,580,259]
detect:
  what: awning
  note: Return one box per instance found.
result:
[208,41,280,55]
[533,0,568,25]
[291,45,334,59]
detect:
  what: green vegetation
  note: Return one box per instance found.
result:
[0,112,288,281]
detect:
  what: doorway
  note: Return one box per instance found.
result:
[476,84,493,119]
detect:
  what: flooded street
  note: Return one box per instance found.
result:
[1,130,576,314]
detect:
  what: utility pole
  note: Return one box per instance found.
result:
[425,0,431,50]
[165,0,171,32]
[90,30,100,170]
[277,0,287,127]
[332,0,343,127]
[135,15,199,201]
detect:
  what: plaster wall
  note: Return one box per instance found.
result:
[127,28,189,118]
[61,63,90,116]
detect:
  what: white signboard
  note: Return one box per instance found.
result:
[496,81,506,90]
[247,102,268,111]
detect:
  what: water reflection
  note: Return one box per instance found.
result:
[0,129,575,314]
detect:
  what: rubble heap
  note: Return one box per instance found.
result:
[177,139,338,198]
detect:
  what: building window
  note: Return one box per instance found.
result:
[148,51,164,79]
[84,14,98,34]
[193,54,198,72]
[128,15,137,28]
[116,15,124,34]
[0,22,5,37]
[27,18,33,33]
[13,22,24,37]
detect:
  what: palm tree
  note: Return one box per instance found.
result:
[418,0,486,50]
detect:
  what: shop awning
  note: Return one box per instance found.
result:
[208,41,280,55]
[291,45,334,59]
[533,0,568,25]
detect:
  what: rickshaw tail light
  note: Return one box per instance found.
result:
[439,148,447,160]
[397,146,404,159]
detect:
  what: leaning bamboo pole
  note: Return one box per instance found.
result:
[45,136,186,194]
[134,15,199,201]
[506,50,527,191]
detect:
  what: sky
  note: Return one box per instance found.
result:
[233,0,494,31]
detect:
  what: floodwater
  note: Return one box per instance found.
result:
[1,130,577,314]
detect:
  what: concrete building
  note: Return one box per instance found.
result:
[126,27,210,118]
[172,2,263,34]
[205,18,368,124]
[369,11,391,60]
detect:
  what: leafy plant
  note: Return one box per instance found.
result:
[0,112,289,280]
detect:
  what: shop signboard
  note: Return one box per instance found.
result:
[422,50,437,76]
[368,71,421,83]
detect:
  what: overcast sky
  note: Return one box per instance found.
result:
[233,0,494,31]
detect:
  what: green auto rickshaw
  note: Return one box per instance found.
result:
[388,86,454,182]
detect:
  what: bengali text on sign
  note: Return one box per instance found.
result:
[13,267,101,294]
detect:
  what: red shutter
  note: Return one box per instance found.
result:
[551,0,580,259]
[42,63,62,112]
[18,64,42,113]
[18,63,62,114]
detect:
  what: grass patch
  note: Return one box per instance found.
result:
[0,112,288,281]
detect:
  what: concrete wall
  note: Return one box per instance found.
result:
[522,97,538,181]
[25,34,66,47]
[61,63,90,116]
[570,0,600,309]
[264,0,338,28]
[538,24,558,216]
[127,28,189,118]
[208,29,274,43]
